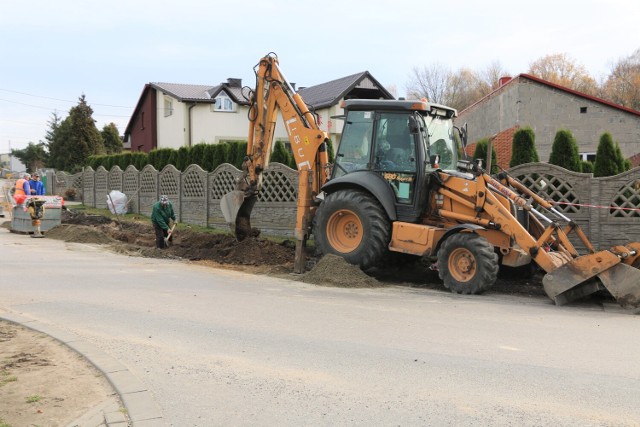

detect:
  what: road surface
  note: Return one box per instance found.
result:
[1,227,639,426]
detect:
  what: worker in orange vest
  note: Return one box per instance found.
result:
[13,173,32,205]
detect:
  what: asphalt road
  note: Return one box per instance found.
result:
[1,227,640,426]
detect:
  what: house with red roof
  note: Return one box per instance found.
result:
[457,74,640,168]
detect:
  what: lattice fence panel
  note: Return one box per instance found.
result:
[123,167,139,194]
[140,166,158,195]
[211,170,240,199]
[160,167,180,197]
[516,173,580,214]
[610,178,640,218]
[183,167,206,198]
[108,166,123,192]
[258,169,297,202]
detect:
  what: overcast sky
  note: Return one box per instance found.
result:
[1,0,638,154]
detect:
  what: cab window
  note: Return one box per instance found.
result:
[334,111,374,178]
[373,113,417,204]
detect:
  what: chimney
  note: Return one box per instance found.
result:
[290,82,296,91]
[498,76,512,87]
[226,78,242,87]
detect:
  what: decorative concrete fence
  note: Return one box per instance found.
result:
[50,162,299,237]
[509,163,640,251]
[49,162,640,248]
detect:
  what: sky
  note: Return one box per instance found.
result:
[1,0,639,155]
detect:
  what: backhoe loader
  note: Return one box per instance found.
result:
[222,53,640,307]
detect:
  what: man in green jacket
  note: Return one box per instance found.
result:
[151,195,176,249]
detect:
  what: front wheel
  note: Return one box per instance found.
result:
[437,232,499,294]
[314,190,390,270]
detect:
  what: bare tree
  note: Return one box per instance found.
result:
[406,63,452,104]
[407,61,510,111]
[528,53,598,94]
[602,48,640,110]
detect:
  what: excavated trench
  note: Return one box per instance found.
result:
[7,209,550,297]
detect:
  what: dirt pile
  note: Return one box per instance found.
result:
[57,211,296,267]
[46,224,114,245]
[302,254,382,288]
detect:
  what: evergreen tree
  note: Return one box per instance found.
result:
[167,150,178,170]
[472,139,498,173]
[271,140,291,165]
[593,132,620,177]
[212,143,229,169]
[49,95,105,172]
[190,143,207,170]
[326,139,335,164]
[202,144,216,171]
[225,142,240,167]
[580,160,594,173]
[176,146,190,170]
[131,152,148,170]
[44,112,63,170]
[11,142,49,172]
[509,127,539,167]
[147,149,158,169]
[614,140,629,173]
[101,123,122,154]
[235,142,248,169]
[548,129,581,172]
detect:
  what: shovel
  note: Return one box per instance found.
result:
[164,222,177,247]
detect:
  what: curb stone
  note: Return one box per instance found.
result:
[0,312,166,426]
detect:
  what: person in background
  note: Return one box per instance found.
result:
[13,173,31,205]
[151,195,176,249]
[29,173,45,196]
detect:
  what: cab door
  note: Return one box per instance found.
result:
[372,112,426,223]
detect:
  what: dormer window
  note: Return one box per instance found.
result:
[213,93,234,112]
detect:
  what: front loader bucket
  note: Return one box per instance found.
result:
[597,263,640,308]
[542,250,640,307]
[220,191,256,241]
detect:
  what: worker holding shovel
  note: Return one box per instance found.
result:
[151,195,177,249]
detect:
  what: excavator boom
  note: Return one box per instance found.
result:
[221,53,330,272]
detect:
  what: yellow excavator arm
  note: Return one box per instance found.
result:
[221,53,331,272]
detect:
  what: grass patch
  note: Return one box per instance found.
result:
[0,370,17,387]
[0,416,12,427]
[25,394,43,403]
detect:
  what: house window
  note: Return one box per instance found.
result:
[213,93,235,112]
[580,107,588,114]
[580,152,596,162]
[164,98,173,117]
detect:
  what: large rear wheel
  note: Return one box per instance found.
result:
[314,190,390,270]
[437,232,499,294]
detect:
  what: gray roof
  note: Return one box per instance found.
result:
[150,82,249,105]
[298,71,394,109]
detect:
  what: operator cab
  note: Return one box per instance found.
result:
[332,99,459,222]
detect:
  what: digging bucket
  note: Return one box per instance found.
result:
[542,249,640,307]
[220,191,256,241]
